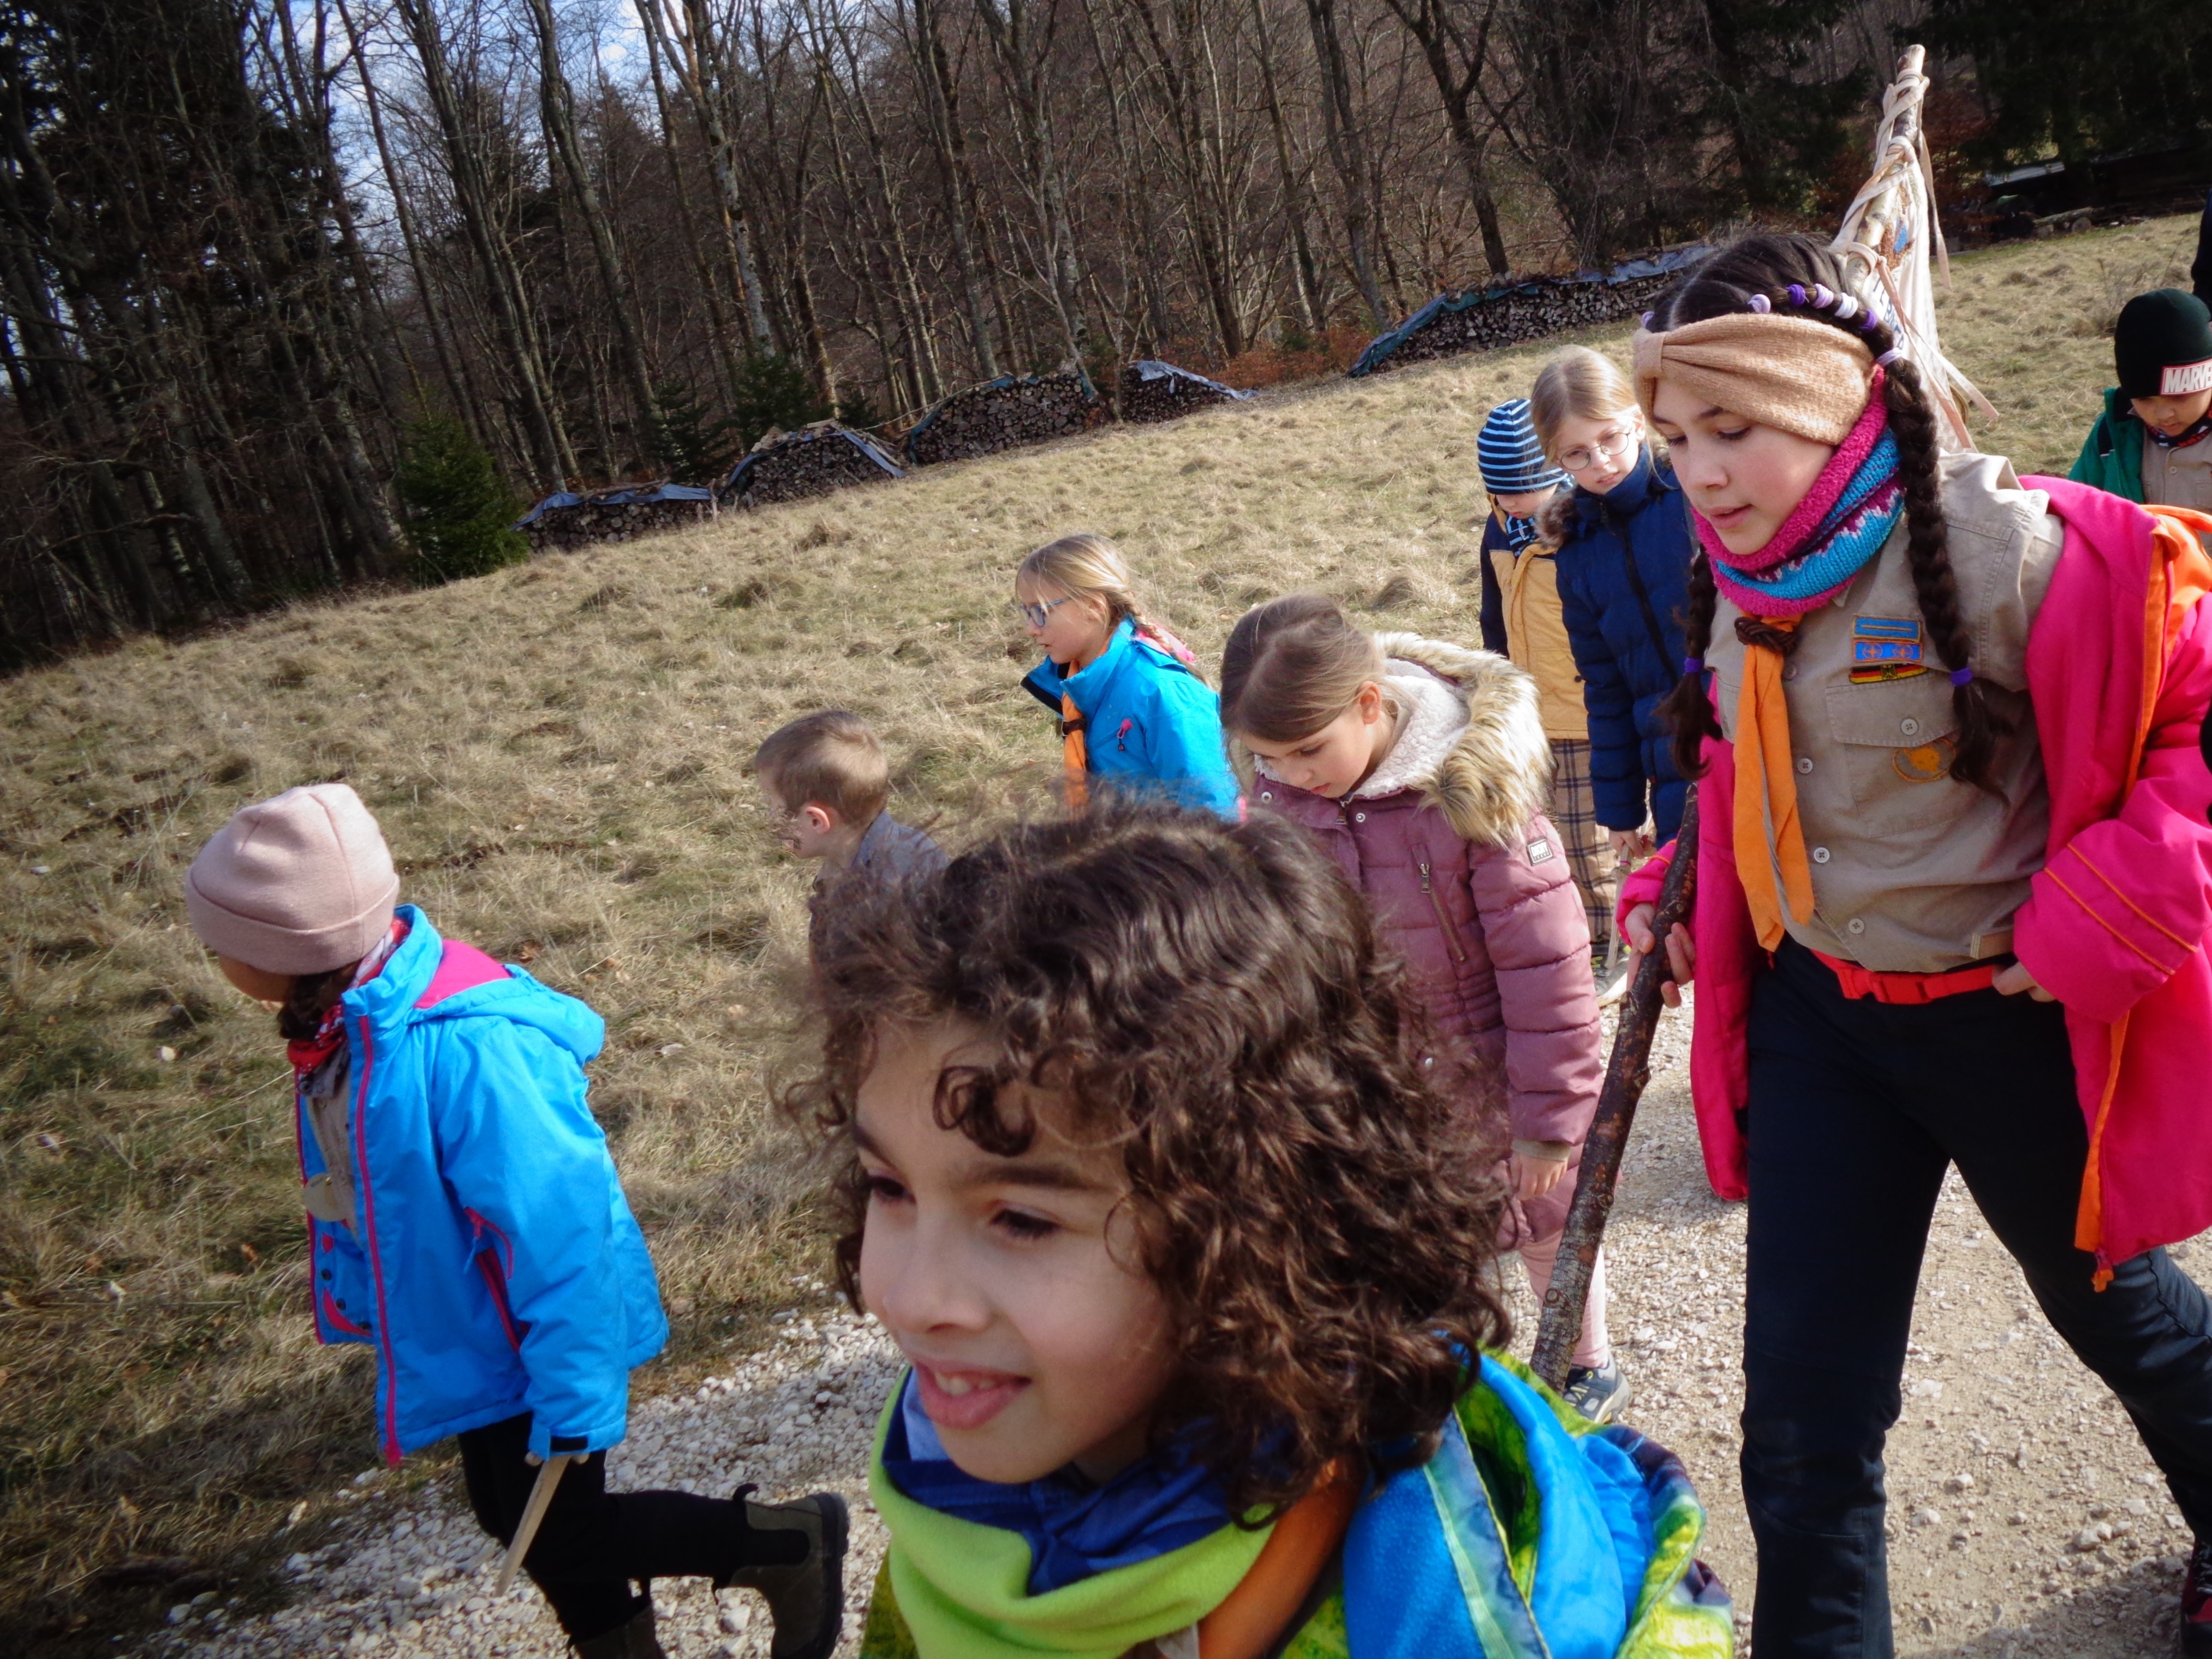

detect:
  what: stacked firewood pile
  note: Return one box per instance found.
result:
[1350,248,1712,378]
[720,421,905,508]
[905,370,1108,466]
[1118,360,1256,423]
[516,483,716,553]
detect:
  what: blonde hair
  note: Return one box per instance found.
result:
[1017,533,1201,674]
[1219,594,1388,745]
[1528,346,1638,462]
[754,709,889,824]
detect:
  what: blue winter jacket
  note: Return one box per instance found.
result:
[1021,619,1240,817]
[1554,451,1694,843]
[303,907,667,1464]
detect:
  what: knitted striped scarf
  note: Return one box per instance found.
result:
[1698,378,1901,619]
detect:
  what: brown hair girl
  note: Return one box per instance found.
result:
[1648,232,2008,789]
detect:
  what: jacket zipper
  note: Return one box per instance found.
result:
[349,1015,404,1465]
[1419,860,1468,962]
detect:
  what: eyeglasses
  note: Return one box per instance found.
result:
[1560,425,1638,473]
[1012,594,1078,629]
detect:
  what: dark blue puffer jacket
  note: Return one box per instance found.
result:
[1553,451,1694,843]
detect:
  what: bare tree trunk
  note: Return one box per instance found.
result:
[909,0,1000,379]
[337,0,480,437]
[525,0,659,441]
[1251,0,1329,334]
[1303,0,1386,326]
[392,0,569,488]
[633,0,746,403]
[652,0,773,348]
[971,0,1092,365]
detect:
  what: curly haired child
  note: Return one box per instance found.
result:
[1013,534,1239,817]
[792,797,1731,1659]
[1620,231,2212,1657]
[184,784,845,1659]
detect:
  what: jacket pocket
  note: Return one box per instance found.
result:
[1418,858,1469,963]
[1822,676,1960,821]
[466,1208,527,1352]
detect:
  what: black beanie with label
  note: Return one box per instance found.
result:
[2115,289,2212,399]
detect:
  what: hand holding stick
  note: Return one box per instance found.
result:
[1530,785,1701,1394]
[493,1452,574,1596]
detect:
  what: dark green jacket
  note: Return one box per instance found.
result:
[2070,387,2146,503]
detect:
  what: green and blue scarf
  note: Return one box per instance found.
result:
[861,1354,1733,1659]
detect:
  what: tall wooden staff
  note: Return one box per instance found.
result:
[1531,787,1699,1391]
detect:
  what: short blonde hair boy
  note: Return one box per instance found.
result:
[753,711,890,825]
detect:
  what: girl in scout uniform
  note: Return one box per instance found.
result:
[1616,232,2212,1659]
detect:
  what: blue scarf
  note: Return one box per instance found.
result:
[878,1374,1236,1595]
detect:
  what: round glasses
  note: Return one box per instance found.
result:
[1560,426,1638,473]
[1012,594,1078,629]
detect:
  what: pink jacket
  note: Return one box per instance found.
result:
[1621,478,2212,1272]
[1254,635,1602,1239]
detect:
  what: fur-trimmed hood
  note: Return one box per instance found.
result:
[1369,632,1553,847]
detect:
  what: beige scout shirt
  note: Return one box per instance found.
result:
[1708,451,2066,973]
[2141,429,2212,514]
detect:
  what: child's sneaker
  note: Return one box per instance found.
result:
[2181,1537,2212,1655]
[717,1487,849,1659]
[1563,1358,1631,1425]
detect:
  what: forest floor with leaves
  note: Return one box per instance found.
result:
[0,211,2203,1656]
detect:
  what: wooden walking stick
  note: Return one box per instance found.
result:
[493,1452,575,1596]
[1531,785,1701,1393]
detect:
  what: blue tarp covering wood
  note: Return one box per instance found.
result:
[514,482,711,529]
[721,422,904,502]
[1348,246,1713,378]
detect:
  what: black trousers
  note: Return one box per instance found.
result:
[1742,940,2212,1658]
[458,1413,754,1642]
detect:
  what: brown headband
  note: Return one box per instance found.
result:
[1632,314,1875,446]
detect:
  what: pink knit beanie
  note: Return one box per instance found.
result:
[184,784,400,975]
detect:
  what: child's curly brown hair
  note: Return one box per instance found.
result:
[783,795,1510,1518]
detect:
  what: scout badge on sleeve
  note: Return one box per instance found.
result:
[1849,615,1925,683]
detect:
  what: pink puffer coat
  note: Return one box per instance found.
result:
[1253,634,1603,1241]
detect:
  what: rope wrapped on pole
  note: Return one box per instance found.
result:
[1530,786,1700,1392]
[1829,44,1996,450]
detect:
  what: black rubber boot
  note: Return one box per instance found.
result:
[715,1487,850,1659]
[571,1601,666,1659]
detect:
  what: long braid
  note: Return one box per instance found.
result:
[1659,549,1722,780]
[1644,231,2009,792]
[1880,352,2011,788]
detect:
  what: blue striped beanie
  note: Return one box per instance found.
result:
[1476,398,1569,494]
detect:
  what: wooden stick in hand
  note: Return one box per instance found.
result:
[1530,784,1702,1394]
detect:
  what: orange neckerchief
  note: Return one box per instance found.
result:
[1733,617,1816,950]
[1060,693,1088,809]
[1188,1466,1357,1659]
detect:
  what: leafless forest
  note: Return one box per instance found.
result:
[0,0,2179,663]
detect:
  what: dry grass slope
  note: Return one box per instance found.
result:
[0,212,2200,1650]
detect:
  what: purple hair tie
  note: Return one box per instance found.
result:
[1787,284,1808,306]
[1746,293,1772,314]
[1684,657,1706,675]
[1860,309,1881,332]
[1874,347,1902,368]
[1640,311,1655,327]
[1949,667,1975,687]
[1811,283,1836,309]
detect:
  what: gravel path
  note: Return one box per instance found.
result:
[151,1004,2198,1658]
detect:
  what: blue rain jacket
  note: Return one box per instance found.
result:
[302,907,667,1463]
[1554,452,1695,843]
[1021,619,1240,817]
